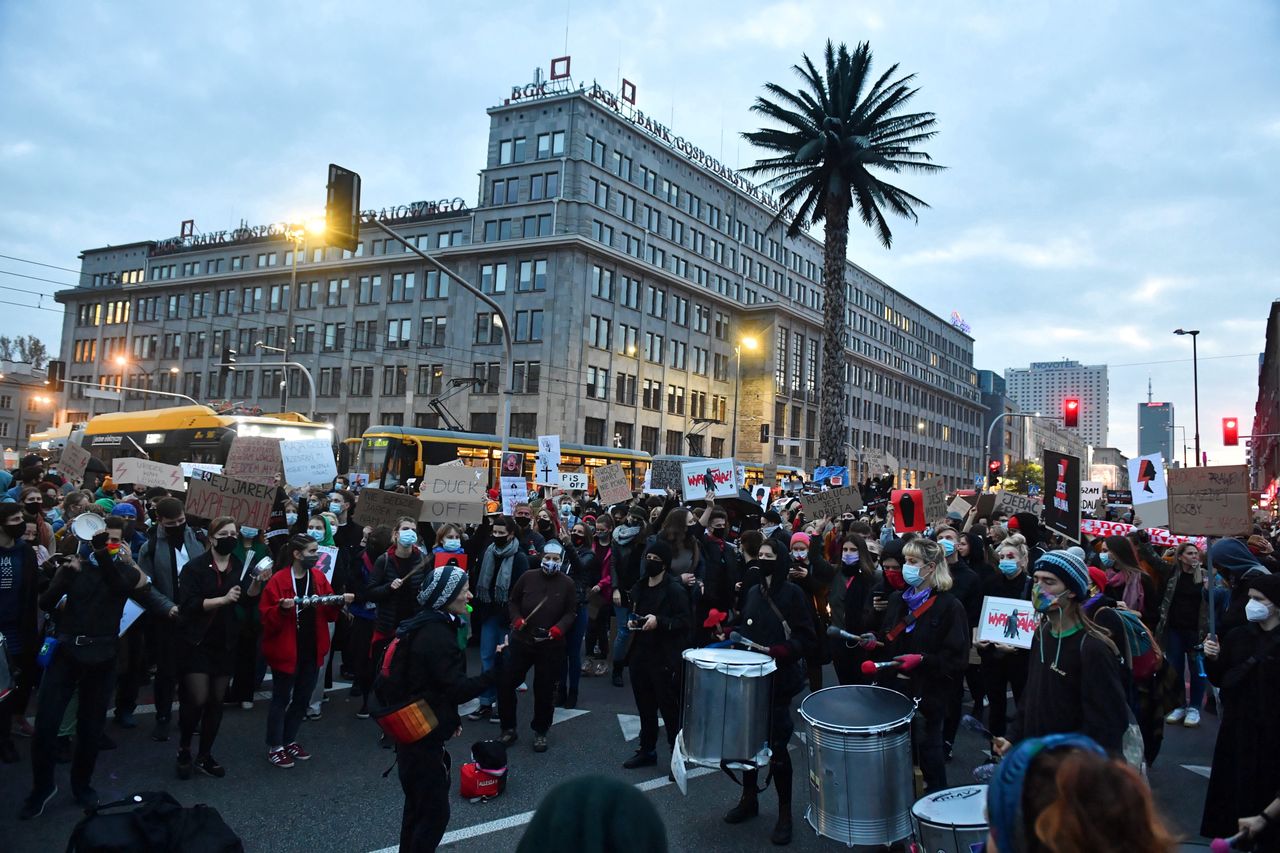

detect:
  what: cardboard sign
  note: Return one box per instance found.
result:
[921,476,947,526]
[279,438,338,488]
[499,451,525,478]
[499,476,527,515]
[762,463,778,485]
[438,459,466,469]
[650,459,683,491]
[890,489,927,532]
[800,487,865,518]
[224,436,283,486]
[994,492,1042,518]
[1134,500,1169,529]
[1080,481,1104,513]
[976,596,1038,650]
[559,471,589,491]
[59,442,92,484]
[1041,451,1081,542]
[947,496,973,518]
[418,465,485,524]
[595,463,632,506]
[113,457,185,492]
[352,487,425,528]
[534,435,561,486]
[315,545,339,582]
[863,449,898,476]
[1168,465,1251,537]
[181,462,223,482]
[972,493,998,520]
[185,474,274,531]
[680,457,738,501]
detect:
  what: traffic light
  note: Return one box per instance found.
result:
[1063,397,1080,428]
[220,347,237,380]
[987,459,1002,487]
[325,164,362,253]
[47,359,65,393]
[1223,417,1239,446]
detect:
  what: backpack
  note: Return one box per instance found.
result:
[66,791,243,853]
[1111,608,1163,681]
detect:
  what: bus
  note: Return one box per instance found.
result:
[354,426,651,491]
[26,423,79,456]
[79,405,336,468]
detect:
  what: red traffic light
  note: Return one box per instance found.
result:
[1223,417,1239,446]
[988,460,1001,472]
[1063,398,1080,428]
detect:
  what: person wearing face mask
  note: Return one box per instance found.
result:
[976,533,1033,739]
[761,509,791,556]
[1098,536,1157,629]
[785,531,834,691]
[870,537,968,794]
[583,515,614,671]
[995,551,1127,758]
[1200,573,1280,847]
[866,538,908,632]
[18,487,54,551]
[497,541,577,751]
[827,533,876,685]
[138,497,207,743]
[511,502,547,560]
[695,503,741,644]
[0,501,40,765]
[468,516,530,722]
[557,522,598,709]
[1208,537,1272,636]
[343,525,391,719]
[1155,543,1209,728]
[608,507,649,688]
[934,526,981,755]
[226,520,275,712]
[367,518,431,712]
[432,523,468,569]
[259,533,353,768]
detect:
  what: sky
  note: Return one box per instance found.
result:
[2,0,1278,464]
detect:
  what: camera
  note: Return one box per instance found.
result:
[627,613,645,630]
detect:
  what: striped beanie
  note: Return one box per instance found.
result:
[418,565,468,612]
[1034,549,1089,600]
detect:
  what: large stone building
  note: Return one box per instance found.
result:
[0,361,54,455]
[53,67,984,490]
[1005,359,1109,447]
[1251,300,1280,495]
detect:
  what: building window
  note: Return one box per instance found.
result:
[390,272,415,302]
[517,259,548,292]
[642,379,661,411]
[472,362,499,394]
[522,214,552,237]
[710,437,725,457]
[421,316,447,348]
[620,276,640,309]
[483,219,513,241]
[586,366,608,399]
[514,309,543,343]
[591,220,614,245]
[347,412,369,438]
[591,265,613,300]
[585,135,606,166]
[382,365,407,395]
[417,364,444,396]
[617,324,639,357]
[584,417,606,446]
[513,361,541,394]
[644,332,663,364]
[665,430,683,455]
[666,385,685,416]
[615,421,634,449]
[646,286,665,318]
[350,367,374,396]
[529,172,560,200]
[357,275,381,304]
[474,313,501,345]
[480,263,508,294]
[588,316,610,349]
[423,270,448,299]
[615,373,637,406]
[319,367,343,396]
[491,178,519,205]
[510,413,538,438]
[640,426,659,455]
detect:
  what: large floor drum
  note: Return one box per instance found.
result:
[800,685,916,847]
[912,785,989,853]
[680,648,775,769]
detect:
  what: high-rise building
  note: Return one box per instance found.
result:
[1005,360,1109,447]
[52,65,985,489]
[977,369,1024,471]
[1138,401,1175,466]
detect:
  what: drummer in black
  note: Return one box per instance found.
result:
[872,537,968,794]
[722,539,816,846]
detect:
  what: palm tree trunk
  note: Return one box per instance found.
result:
[818,193,852,472]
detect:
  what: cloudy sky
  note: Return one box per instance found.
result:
[2,1,1277,463]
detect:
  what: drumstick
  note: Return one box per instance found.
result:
[729,631,770,653]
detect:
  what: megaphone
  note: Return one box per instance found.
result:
[70,513,106,542]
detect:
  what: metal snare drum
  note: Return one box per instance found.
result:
[912,784,989,853]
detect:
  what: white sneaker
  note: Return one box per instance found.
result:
[1164,707,1186,725]
[517,682,528,693]
[1183,708,1201,728]
[240,701,253,711]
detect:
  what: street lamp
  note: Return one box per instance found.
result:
[731,336,759,460]
[1173,329,1201,466]
[282,219,326,413]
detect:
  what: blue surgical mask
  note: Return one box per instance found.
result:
[442,537,462,552]
[940,539,956,557]
[307,529,324,542]
[902,563,925,588]
[1099,551,1115,567]
[998,558,1020,577]
[541,558,562,574]
[241,526,259,539]
[841,552,859,566]
[328,501,343,516]
[398,529,418,548]
[285,512,299,526]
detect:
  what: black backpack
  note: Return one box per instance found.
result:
[66,791,242,853]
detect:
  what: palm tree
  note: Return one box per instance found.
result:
[743,40,942,470]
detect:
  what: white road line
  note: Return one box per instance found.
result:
[121,682,353,717]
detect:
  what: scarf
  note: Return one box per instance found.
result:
[902,585,932,634]
[395,607,459,638]
[1105,568,1144,612]
[477,538,519,604]
[613,523,642,547]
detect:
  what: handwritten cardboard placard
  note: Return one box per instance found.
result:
[223,436,283,486]
[994,492,1042,518]
[1168,464,1251,537]
[559,471,589,492]
[1080,481,1104,511]
[418,465,485,524]
[800,487,864,518]
[595,463,632,506]
[58,442,92,484]
[976,596,1038,649]
[279,438,338,488]
[649,459,683,492]
[113,457,186,492]
[185,474,274,531]
[353,488,425,528]
[680,457,738,501]
[948,496,973,518]
[921,476,947,526]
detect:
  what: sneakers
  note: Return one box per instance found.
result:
[1184,708,1202,728]
[467,705,493,722]
[177,748,194,780]
[304,710,322,722]
[285,742,311,761]
[196,755,226,777]
[356,704,370,720]
[240,701,254,711]
[19,786,57,820]
[268,747,294,768]
[1164,707,1187,725]
[533,733,548,753]
[623,749,657,769]
[498,729,519,747]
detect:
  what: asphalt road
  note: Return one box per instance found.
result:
[1,652,1224,852]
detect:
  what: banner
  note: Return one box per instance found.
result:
[595,464,632,506]
[800,487,864,518]
[224,436,283,486]
[279,438,338,488]
[418,465,485,524]
[921,476,947,526]
[353,488,425,528]
[680,457,738,501]
[650,459,683,491]
[113,458,186,492]
[1041,451,1081,542]
[1168,465,1251,537]
[534,435,561,486]
[976,596,1038,649]
[813,466,848,485]
[890,489,926,532]
[185,474,274,530]
[1128,453,1167,504]
[1079,518,1206,549]
[58,443,92,484]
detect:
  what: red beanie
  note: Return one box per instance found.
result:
[790,532,811,548]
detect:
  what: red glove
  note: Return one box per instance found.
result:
[513,618,526,631]
[894,653,924,672]
[768,643,791,661]
[548,626,564,641]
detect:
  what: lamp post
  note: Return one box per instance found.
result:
[1173,425,1190,468]
[1173,329,1201,466]
[113,356,179,411]
[730,336,759,460]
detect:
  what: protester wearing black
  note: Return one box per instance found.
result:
[560,523,598,708]
[978,534,1033,738]
[0,502,39,764]
[621,540,691,770]
[695,505,740,636]
[609,507,648,687]
[828,534,876,685]
[786,531,834,691]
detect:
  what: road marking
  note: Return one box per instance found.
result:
[1182,764,1212,779]
[617,713,663,741]
[551,708,590,726]
[122,682,353,717]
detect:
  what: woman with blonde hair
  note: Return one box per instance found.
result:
[978,533,1034,738]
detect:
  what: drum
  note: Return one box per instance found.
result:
[800,685,916,847]
[680,648,776,769]
[912,785,988,853]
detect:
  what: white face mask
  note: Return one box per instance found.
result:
[1246,599,1274,623]
[791,550,807,562]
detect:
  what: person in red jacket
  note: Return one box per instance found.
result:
[259,533,353,768]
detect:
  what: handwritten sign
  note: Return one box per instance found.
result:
[223,436,283,486]
[1080,481,1104,513]
[353,488,424,528]
[976,596,1037,649]
[994,492,1042,518]
[113,457,185,492]
[500,476,527,515]
[418,465,485,524]
[1168,465,1251,537]
[948,496,973,518]
[595,463,632,506]
[558,471,589,492]
[680,457,738,501]
[649,459,683,492]
[800,487,864,518]
[921,476,947,526]
[534,435,561,486]
[58,442,92,484]
[280,438,338,488]
[185,474,274,530]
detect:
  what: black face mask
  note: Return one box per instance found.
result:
[644,559,666,578]
[571,533,585,546]
[514,517,531,528]
[213,537,237,556]
[596,530,611,541]
[537,520,553,534]
[22,504,41,516]
[4,522,26,540]
[299,555,320,570]
[710,528,726,539]
[491,534,510,547]
[163,523,187,541]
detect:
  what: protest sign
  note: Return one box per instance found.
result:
[680,457,738,501]
[994,492,1041,518]
[500,476,527,515]
[113,457,185,492]
[1041,451,1081,542]
[500,451,525,478]
[921,476,947,526]
[813,466,848,485]
[438,459,466,469]
[1080,481,1104,513]
[559,471,589,491]
[418,465,485,524]
[890,489,927,532]
[315,545,339,582]
[224,436,283,486]
[948,496,973,518]
[1128,453,1167,504]
[59,443,92,484]
[1135,500,1169,529]
[752,484,770,509]
[181,462,223,483]
[1168,465,1251,537]
[352,488,425,528]
[800,487,864,518]
[185,474,274,530]
[650,459,683,491]
[595,463,632,506]
[534,435,561,486]
[279,438,338,488]
[762,463,778,486]
[1106,489,1134,505]
[863,449,898,476]
[976,596,1038,650]
[973,493,998,520]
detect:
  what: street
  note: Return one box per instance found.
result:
[1,649,1223,852]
